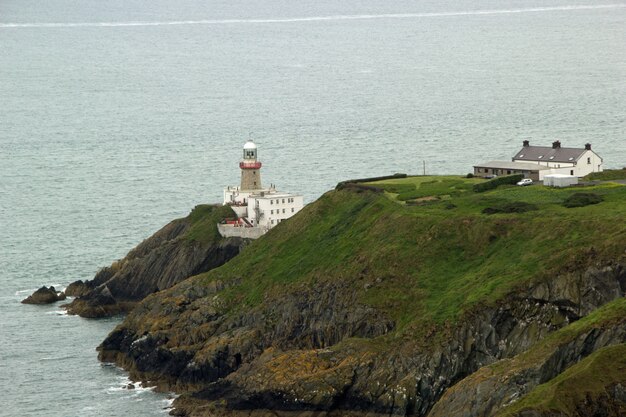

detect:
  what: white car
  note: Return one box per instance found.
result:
[517,178,533,186]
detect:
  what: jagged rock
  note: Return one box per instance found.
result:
[63,205,248,318]
[64,280,92,297]
[21,286,66,304]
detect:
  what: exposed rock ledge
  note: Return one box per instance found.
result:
[63,204,248,318]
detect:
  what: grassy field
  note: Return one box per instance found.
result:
[198,175,626,335]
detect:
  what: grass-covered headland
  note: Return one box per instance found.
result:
[100,174,626,417]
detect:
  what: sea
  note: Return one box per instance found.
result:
[1,0,625,415]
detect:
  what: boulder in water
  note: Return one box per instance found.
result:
[21,286,66,304]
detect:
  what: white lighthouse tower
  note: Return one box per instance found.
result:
[240,140,262,191]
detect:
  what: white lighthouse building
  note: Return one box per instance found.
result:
[219,140,304,239]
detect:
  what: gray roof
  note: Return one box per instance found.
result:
[512,146,586,163]
[473,161,550,171]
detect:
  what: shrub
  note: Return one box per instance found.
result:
[336,173,407,190]
[337,183,384,194]
[473,174,524,193]
[482,201,538,215]
[563,193,604,208]
[466,173,474,178]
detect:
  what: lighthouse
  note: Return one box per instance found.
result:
[221,139,304,238]
[240,140,262,191]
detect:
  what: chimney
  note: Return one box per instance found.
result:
[523,140,530,147]
[585,143,592,150]
[552,140,561,149]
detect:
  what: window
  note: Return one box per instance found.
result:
[282,199,285,204]
[270,200,273,205]
[282,209,285,213]
[271,220,274,224]
[587,157,591,164]
[271,210,273,214]
[570,170,574,176]
[549,156,554,160]
[569,157,574,161]
[538,155,543,159]
[507,170,511,174]
[291,208,294,213]
[519,154,524,158]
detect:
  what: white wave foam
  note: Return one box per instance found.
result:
[15,288,37,295]
[1,4,624,29]
[40,354,73,361]
[44,310,68,316]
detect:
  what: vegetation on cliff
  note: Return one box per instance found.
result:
[64,204,248,318]
[98,176,626,416]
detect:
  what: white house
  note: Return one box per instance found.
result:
[219,140,304,239]
[512,140,603,177]
[474,140,603,180]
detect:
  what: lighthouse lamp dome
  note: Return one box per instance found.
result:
[243,139,258,160]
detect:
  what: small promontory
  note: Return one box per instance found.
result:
[97,175,626,416]
[64,204,249,318]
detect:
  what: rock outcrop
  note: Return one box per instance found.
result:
[64,204,248,318]
[98,262,626,417]
[21,286,66,304]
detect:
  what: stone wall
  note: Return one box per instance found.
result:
[218,224,266,239]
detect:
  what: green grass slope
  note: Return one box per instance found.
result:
[197,176,626,332]
[584,168,626,181]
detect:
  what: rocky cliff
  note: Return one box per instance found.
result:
[64,204,248,318]
[96,177,626,416]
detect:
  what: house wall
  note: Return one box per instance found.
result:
[217,224,266,239]
[473,167,540,181]
[223,188,251,205]
[572,150,603,177]
[248,195,304,229]
[516,160,575,169]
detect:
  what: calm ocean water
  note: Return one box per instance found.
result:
[1,0,625,415]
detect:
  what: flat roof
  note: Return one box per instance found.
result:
[473,161,551,171]
[250,192,302,199]
[544,174,577,178]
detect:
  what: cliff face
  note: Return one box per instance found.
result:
[100,263,626,417]
[65,204,248,318]
[96,178,626,416]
